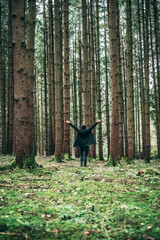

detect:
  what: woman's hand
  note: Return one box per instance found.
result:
[66,121,70,124]
[97,120,101,123]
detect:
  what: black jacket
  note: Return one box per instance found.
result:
[69,122,98,147]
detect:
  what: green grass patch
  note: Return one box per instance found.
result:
[0,156,160,239]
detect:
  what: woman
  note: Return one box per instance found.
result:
[66,120,101,167]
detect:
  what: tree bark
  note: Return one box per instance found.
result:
[43,0,48,155]
[138,0,146,158]
[0,2,7,154]
[73,35,79,158]
[63,0,70,154]
[90,0,96,159]
[126,0,135,159]
[7,0,14,155]
[96,0,103,160]
[40,76,44,155]
[82,0,91,128]
[26,0,36,155]
[0,2,3,154]
[51,2,55,155]
[144,0,150,161]
[78,18,83,130]
[153,0,160,157]
[12,0,34,167]
[135,44,141,159]
[48,0,53,155]
[54,0,63,160]
[149,10,160,158]
[108,0,119,162]
[117,3,124,158]
[121,34,128,157]
[60,0,64,153]
[104,15,110,159]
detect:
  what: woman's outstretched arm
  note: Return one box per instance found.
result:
[66,121,80,133]
[89,120,101,131]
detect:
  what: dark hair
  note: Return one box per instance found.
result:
[81,125,86,129]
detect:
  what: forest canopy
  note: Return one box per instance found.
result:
[0,0,160,167]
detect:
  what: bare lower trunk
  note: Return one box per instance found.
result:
[144,0,150,161]
[7,0,14,154]
[96,0,103,160]
[108,0,119,162]
[126,0,135,159]
[63,0,70,154]
[54,0,63,160]
[12,0,33,167]
[82,0,91,128]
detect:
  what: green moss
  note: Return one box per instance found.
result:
[23,155,37,169]
[0,156,160,240]
[87,156,93,162]
[105,154,120,167]
[145,157,151,163]
[50,153,73,162]
[50,155,59,162]
[0,158,16,170]
[61,153,70,161]
[126,158,134,164]
[10,159,16,168]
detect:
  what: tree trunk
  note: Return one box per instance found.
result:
[7,0,14,155]
[0,2,7,154]
[153,0,160,158]
[54,0,63,160]
[26,0,36,155]
[117,3,124,158]
[90,0,96,159]
[0,1,3,154]
[60,0,64,153]
[108,0,119,163]
[33,68,37,155]
[96,0,103,160]
[51,2,55,155]
[82,0,91,128]
[144,0,150,162]
[12,0,34,167]
[138,0,146,158]
[36,87,40,155]
[63,0,70,154]
[104,19,110,159]
[73,36,79,158]
[149,10,160,158]
[121,34,128,157]
[78,18,83,129]
[48,0,53,155]
[43,0,48,155]
[40,76,44,155]
[135,45,141,159]
[126,0,135,159]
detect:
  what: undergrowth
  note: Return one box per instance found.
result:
[0,156,159,239]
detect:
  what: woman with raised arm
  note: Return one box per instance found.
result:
[66,120,101,167]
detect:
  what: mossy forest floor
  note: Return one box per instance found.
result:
[0,156,160,240]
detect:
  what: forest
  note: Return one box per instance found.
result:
[0,0,160,239]
[0,0,160,165]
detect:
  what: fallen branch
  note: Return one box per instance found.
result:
[17,209,37,215]
[108,188,135,192]
[0,184,14,187]
[0,232,28,239]
[0,232,21,236]
[11,178,52,181]
[49,230,65,233]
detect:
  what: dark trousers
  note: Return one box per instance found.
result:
[80,146,89,167]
